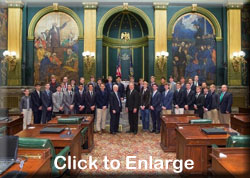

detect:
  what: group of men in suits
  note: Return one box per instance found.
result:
[25,74,232,132]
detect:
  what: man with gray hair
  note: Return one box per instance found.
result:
[109,84,122,134]
[219,85,232,126]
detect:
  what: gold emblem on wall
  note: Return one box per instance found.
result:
[121,32,130,41]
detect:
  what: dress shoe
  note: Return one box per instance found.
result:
[155,131,160,134]
[150,130,156,133]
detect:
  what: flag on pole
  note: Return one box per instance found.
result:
[129,53,134,77]
[116,53,122,78]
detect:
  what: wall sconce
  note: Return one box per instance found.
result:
[156,51,169,73]
[82,51,95,72]
[232,51,247,72]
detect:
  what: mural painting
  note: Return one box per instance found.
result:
[34,12,79,84]
[172,13,216,84]
[0,8,7,49]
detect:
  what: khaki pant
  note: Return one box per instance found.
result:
[96,108,107,131]
[210,109,220,124]
[219,112,231,127]
[23,109,32,130]
[161,110,172,115]
[175,108,184,114]
[184,110,195,114]
[203,111,211,120]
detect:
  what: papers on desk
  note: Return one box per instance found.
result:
[28,126,35,129]
[219,153,227,158]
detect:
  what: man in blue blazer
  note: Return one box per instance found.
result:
[109,85,122,134]
[41,83,53,124]
[219,85,232,125]
[161,83,174,115]
[105,76,113,96]
[75,84,86,114]
[150,84,162,134]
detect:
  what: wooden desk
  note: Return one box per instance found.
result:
[176,124,234,175]
[238,107,250,113]
[211,148,250,178]
[0,115,23,135]
[2,148,51,178]
[48,114,94,153]
[16,124,82,175]
[160,115,199,152]
[231,114,250,135]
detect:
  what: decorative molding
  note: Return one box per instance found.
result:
[6,0,24,8]
[227,3,243,9]
[82,2,98,9]
[168,6,222,41]
[192,4,197,12]
[153,2,168,10]
[103,36,148,47]
[97,5,154,39]
[27,5,84,40]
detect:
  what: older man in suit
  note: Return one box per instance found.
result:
[75,84,86,114]
[161,83,174,115]
[194,86,205,118]
[219,85,232,125]
[41,83,53,123]
[126,82,139,134]
[85,83,96,115]
[31,83,42,124]
[63,84,75,114]
[150,84,162,134]
[52,85,64,116]
[110,85,122,134]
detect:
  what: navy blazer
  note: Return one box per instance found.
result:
[105,82,113,94]
[115,82,125,98]
[41,90,53,109]
[161,90,174,110]
[109,92,122,112]
[173,89,185,108]
[96,90,109,109]
[209,91,219,110]
[84,91,96,112]
[219,92,232,113]
[184,90,195,110]
[74,90,85,107]
[203,92,211,110]
[31,90,42,112]
[150,91,162,112]
[158,85,165,93]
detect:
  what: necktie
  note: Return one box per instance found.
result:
[115,92,121,107]
[37,91,40,98]
[187,90,189,96]
[90,91,92,98]
[47,91,49,96]
[70,92,72,98]
[220,93,224,102]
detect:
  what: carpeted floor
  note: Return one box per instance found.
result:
[79,131,179,178]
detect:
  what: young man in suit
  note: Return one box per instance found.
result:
[49,75,58,93]
[31,83,42,124]
[41,83,53,123]
[140,81,151,132]
[194,75,201,87]
[74,84,86,114]
[63,84,75,114]
[109,85,122,134]
[194,86,205,118]
[203,87,212,120]
[126,76,138,93]
[158,77,166,93]
[137,78,144,93]
[105,76,113,96]
[180,77,186,92]
[188,78,196,91]
[115,76,125,99]
[62,76,69,91]
[150,84,162,134]
[149,76,156,93]
[52,85,64,116]
[96,83,109,134]
[87,76,97,89]
[184,83,196,114]
[209,84,220,123]
[20,89,32,129]
[125,82,139,134]
[169,76,176,92]
[219,85,232,125]
[79,77,87,92]
[173,82,185,114]
[85,83,96,115]
[161,83,174,115]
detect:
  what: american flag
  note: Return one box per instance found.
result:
[116,53,122,78]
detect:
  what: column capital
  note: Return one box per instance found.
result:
[153,2,169,10]
[82,2,98,9]
[227,3,243,9]
[6,0,24,8]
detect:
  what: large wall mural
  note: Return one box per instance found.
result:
[34,12,79,84]
[172,13,216,84]
[0,8,7,49]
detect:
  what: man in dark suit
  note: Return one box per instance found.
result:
[173,82,185,114]
[219,85,232,125]
[115,76,125,99]
[78,77,87,92]
[184,83,196,114]
[63,84,75,114]
[208,84,220,123]
[149,76,156,93]
[49,75,58,93]
[126,76,138,93]
[203,87,212,119]
[180,77,186,92]
[85,83,96,115]
[31,83,42,124]
[161,83,174,115]
[158,77,166,93]
[194,75,201,87]
[109,85,122,134]
[75,84,86,114]
[137,78,144,93]
[41,83,53,123]
[125,82,139,134]
[105,76,113,96]
[188,78,196,91]
[194,86,205,118]
[140,81,151,132]
[150,84,162,134]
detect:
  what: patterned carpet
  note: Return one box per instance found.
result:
[79,131,179,178]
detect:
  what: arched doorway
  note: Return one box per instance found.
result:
[96,6,154,81]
